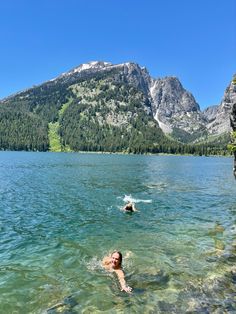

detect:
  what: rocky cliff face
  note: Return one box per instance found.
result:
[230,99,236,177]
[149,76,206,136]
[204,78,236,136]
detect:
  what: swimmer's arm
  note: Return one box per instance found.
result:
[115,269,132,293]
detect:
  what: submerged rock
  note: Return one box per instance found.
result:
[175,266,236,314]
[47,295,78,314]
[130,270,170,290]
[220,252,236,263]
[158,300,178,313]
[208,222,225,236]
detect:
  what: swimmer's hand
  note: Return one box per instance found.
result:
[121,285,132,293]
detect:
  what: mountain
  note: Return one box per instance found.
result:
[149,76,207,142]
[204,78,236,135]
[0,61,234,154]
[0,62,180,153]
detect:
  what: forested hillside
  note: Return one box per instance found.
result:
[0,67,178,153]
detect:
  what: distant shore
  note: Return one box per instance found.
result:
[0,149,233,158]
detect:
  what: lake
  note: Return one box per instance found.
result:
[0,152,236,313]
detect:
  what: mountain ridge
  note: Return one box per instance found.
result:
[0,60,234,154]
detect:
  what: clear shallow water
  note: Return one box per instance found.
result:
[0,152,236,313]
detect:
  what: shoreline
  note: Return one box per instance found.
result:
[0,149,233,158]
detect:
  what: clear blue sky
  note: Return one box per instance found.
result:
[0,0,235,110]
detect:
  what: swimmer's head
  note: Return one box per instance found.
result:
[125,203,134,211]
[111,251,122,268]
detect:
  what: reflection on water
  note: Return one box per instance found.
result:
[0,152,236,313]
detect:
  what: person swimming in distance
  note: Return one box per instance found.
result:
[123,202,137,212]
[102,251,132,293]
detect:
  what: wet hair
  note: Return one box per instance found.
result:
[125,203,133,211]
[111,251,123,266]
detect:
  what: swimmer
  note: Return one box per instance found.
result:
[123,202,137,212]
[102,251,132,293]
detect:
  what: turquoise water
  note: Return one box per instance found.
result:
[0,152,236,313]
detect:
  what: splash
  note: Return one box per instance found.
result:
[86,256,102,271]
[123,195,152,204]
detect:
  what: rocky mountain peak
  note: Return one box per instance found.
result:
[116,62,151,94]
[204,76,236,135]
[63,61,113,76]
[57,61,151,94]
[150,76,200,113]
[149,76,203,136]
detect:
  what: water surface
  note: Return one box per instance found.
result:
[0,152,236,313]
